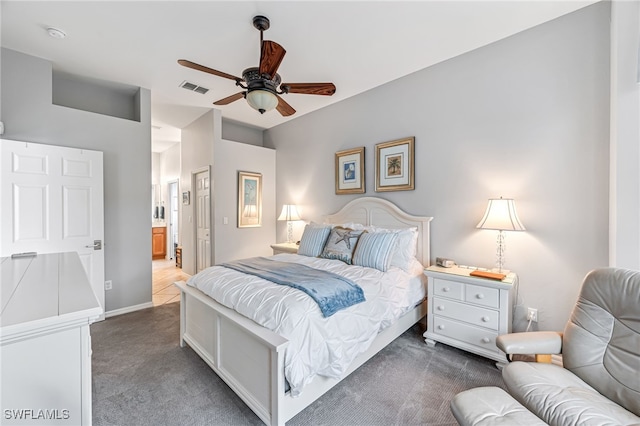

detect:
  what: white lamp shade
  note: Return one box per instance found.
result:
[278,205,301,221]
[476,198,525,231]
[246,90,278,113]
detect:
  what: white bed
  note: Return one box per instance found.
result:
[174,197,433,425]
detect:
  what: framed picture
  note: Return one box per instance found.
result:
[335,147,365,194]
[238,171,262,228]
[182,191,190,205]
[375,137,415,192]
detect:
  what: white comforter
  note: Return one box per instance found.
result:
[187,253,426,396]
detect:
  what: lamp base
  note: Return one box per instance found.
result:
[491,268,510,274]
[286,221,294,244]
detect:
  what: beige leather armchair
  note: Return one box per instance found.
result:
[451,268,640,425]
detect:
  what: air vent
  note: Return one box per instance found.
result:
[179,80,209,95]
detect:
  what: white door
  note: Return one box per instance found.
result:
[0,139,105,318]
[194,169,211,273]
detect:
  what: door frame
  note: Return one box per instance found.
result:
[167,179,179,259]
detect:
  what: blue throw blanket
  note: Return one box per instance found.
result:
[220,257,365,317]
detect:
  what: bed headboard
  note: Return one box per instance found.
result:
[323,197,433,266]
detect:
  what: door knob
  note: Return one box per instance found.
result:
[85,240,102,250]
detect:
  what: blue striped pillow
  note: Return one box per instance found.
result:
[352,232,399,272]
[297,225,332,257]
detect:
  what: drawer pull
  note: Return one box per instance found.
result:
[437,325,445,330]
[481,337,491,344]
[437,305,445,311]
[442,287,450,292]
[475,293,485,299]
[481,316,490,322]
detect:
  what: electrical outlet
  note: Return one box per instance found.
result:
[105,280,113,291]
[527,307,538,323]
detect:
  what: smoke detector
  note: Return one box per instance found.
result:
[46,27,66,39]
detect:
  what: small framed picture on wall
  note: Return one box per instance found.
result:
[238,171,262,228]
[335,147,365,194]
[375,137,415,192]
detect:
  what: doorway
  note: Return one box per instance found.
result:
[168,180,179,259]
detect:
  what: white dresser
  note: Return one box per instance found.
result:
[1,252,102,425]
[423,265,516,365]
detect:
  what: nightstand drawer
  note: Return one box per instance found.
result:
[465,284,499,309]
[433,278,463,300]
[433,316,499,351]
[432,297,499,330]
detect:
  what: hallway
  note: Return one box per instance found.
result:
[152,258,190,306]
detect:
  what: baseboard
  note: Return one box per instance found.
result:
[105,302,154,318]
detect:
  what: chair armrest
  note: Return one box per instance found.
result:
[496,331,563,355]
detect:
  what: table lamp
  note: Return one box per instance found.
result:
[278,205,301,243]
[476,197,525,273]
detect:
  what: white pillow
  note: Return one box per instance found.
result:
[340,222,366,231]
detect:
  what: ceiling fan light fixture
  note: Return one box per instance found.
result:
[246,89,278,114]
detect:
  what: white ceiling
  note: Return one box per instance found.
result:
[1,1,596,151]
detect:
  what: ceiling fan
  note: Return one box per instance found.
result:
[178,15,336,117]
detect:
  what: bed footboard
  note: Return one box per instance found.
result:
[175,281,289,426]
[175,281,427,426]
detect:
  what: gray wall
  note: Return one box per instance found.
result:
[179,109,276,272]
[180,110,219,275]
[265,3,611,332]
[222,118,264,146]
[214,140,276,264]
[1,48,152,314]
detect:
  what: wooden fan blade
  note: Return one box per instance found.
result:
[281,83,336,96]
[259,41,286,78]
[276,95,296,117]
[178,59,242,82]
[213,92,245,105]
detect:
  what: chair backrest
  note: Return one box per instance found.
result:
[563,267,640,416]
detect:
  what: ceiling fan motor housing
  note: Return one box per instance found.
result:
[242,67,281,93]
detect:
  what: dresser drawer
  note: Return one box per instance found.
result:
[433,278,463,300]
[465,283,499,309]
[433,316,500,352]
[432,297,499,330]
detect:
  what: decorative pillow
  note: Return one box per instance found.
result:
[362,226,418,272]
[319,227,365,264]
[297,224,332,257]
[352,232,398,272]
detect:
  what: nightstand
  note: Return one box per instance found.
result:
[423,265,516,365]
[270,242,299,255]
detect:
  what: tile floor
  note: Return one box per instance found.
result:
[152,258,190,306]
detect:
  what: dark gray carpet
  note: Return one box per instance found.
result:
[92,303,504,426]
